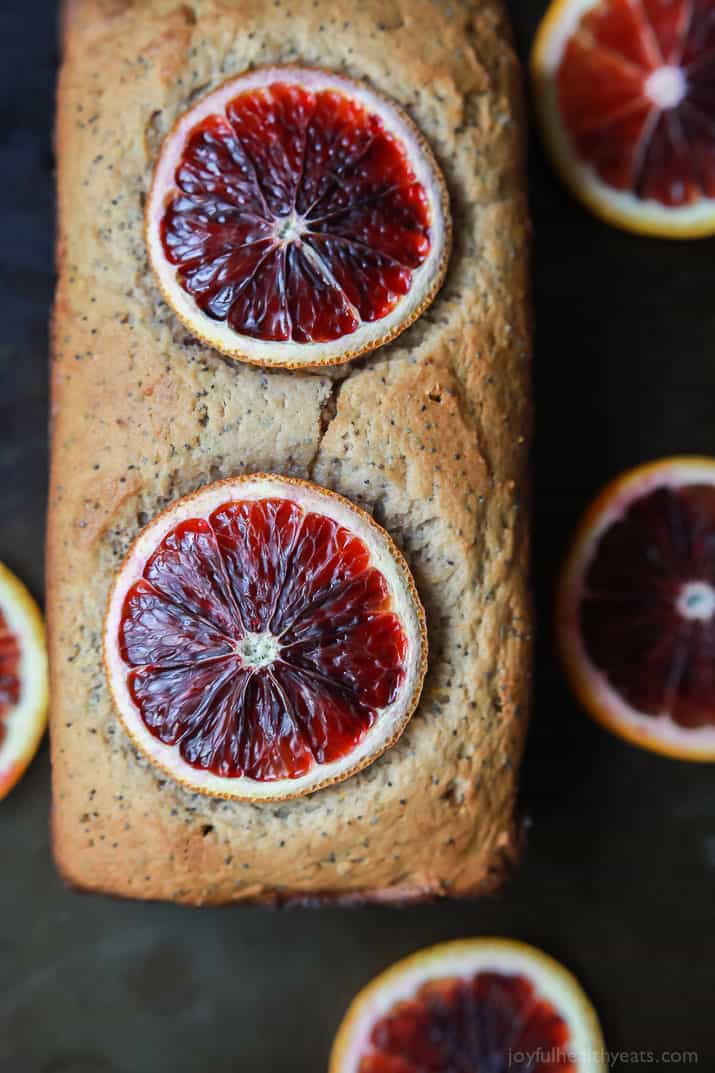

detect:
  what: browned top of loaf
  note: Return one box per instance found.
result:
[49,0,531,904]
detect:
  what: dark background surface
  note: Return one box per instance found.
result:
[1,2,713,1071]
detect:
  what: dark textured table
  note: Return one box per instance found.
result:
[1,3,713,1071]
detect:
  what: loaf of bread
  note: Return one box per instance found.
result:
[49,0,531,904]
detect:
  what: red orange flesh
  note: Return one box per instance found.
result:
[104,475,427,800]
[557,457,715,760]
[532,0,715,236]
[146,68,450,365]
[330,939,606,1073]
[0,563,48,800]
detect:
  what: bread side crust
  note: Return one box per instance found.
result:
[49,0,531,904]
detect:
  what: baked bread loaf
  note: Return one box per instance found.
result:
[49,0,531,904]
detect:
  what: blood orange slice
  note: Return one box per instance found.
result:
[0,562,48,800]
[531,0,715,237]
[557,457,715,760]
[330,939,606,1073]
[145,67,450,367]
[103,475,426,800]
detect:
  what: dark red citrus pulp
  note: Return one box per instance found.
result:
[0,609,20,748]
[160,81,432,343]
[118,499,408,781]
[581,483,715,728]
[359,972,574,1073]
[557,0,715,205]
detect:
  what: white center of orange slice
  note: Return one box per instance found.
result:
[676,581,715,623]
[235,631,281,669]
[645,66,687,111]
[275,212,307,245]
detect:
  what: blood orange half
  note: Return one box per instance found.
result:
[329,939,606,1073]
[531,0,715,237]
[557,457,715,760]
[103,475,427,801]
[0,562,48,801]
[145,67,450,367]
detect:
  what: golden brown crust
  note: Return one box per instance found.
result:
[49,0,531,904]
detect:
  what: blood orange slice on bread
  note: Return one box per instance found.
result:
[146,67,450,367]
[330,939,606,1073]
[0,562,48,801]
[531,0,715,237]
[557,457,715,760]
[104,475,427,800]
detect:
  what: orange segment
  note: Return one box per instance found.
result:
[531,0,715,236]
[146,66,451,367]
[556,457,715,761]
[330,939,606,1073]
[0,562,48,800]
[103,474,427,801]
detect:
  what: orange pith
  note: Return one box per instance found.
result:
[329,939,606,1073]
[103,474,427,802]
[146,66,451,367]
[531,0,715,237]
[557,457,715,761]
[0,562,48,801]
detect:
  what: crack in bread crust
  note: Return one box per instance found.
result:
[49,0,531,904]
